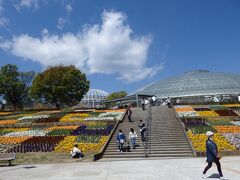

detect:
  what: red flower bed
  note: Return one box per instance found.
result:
[214,110,238,116]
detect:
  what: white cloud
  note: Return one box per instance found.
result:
[41,28,48,36]
[57,17,67,30]
[0,1,8,27]
[0,11,163,83]
[0,17,8,27]
[66,4,73,14]
[14,0,46,11]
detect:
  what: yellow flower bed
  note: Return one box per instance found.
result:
[59,113,86,122]
[85,121,108,126]
[214,126,240,133]
[224,104,240,107]
[54,136,108,153]
[2,128,30,132]
[0,120,19,125]
[46,126,79,131]
[0,136,32,144]
[0,112,12,115]
[187,131,236,152]
[54,136,77,152]
[175,107,194,112]
[197,111,219,117]
[59,113,90,122]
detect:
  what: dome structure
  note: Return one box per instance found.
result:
[81,89,109,108]
[136,70,240,103]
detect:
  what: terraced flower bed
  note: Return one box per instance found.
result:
[176,104,240,154]
[0,109,123,156]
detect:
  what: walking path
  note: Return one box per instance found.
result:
[0,156,239,180]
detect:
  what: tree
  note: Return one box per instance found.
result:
[30,65,90,107]
[106,91,127,108]
[0,64,35,110]
[107,91,127,101]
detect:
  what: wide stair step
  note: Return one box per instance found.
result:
[100,106,194,161]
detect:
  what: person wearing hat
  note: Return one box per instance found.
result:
[202,131,228,179]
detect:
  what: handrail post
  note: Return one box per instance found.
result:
[144,102,152,157]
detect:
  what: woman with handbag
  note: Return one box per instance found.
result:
[202,131,228,180]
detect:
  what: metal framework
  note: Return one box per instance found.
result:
[81,89,109,108]
[136,70,240,102]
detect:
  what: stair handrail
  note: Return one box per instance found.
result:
[172,106,197,157]
[144,103,152,157]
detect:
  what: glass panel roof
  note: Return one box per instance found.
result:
[82,89,109,102]
[136,70,240,98]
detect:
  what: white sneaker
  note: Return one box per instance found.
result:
[220,177,228,180]
[202,174,207,179]
[117,150,120,152]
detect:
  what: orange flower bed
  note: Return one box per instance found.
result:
[0,136,32,144]
[46,126,79,131]
[94,109,125,112]
[175,107,194,112]
[214,126,240,133]
[0,120,19,125]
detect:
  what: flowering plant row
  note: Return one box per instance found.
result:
[222,133,240,149]
[54,135,108,153]
[175,105,240,118]
[213,126,240,133]
[187,131,236,152]
[7,136,65,153]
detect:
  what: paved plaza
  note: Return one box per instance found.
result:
[0,156,240,180]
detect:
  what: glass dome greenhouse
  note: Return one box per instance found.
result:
[81,89,109,108]
[136,70,240,103]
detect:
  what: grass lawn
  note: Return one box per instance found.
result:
[10,152,94,165]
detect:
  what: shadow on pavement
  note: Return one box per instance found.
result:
[0,165,37,172]
[208,173,220,178]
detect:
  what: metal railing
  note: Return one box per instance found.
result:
[144,103,152,157]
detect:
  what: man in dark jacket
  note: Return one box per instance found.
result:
[138,120,146,142]
[116,130,126,152]
[127,107,133,122]
[202,131,228,179]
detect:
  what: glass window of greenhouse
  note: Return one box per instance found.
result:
[80,89,109,108]
[134,70,240,104]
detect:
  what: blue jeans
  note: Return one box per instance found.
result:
[130,137,136,148]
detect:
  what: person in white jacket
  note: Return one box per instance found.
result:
[71,144,84,159]
[129,128,138,149]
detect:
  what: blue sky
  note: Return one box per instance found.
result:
[0,0,240,94]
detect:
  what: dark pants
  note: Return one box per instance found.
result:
[72,152,84,158]
[141,104,145,110]
[203,159,223,177]
[141,129,146,142]
[118,143,124,152]
[128,115,132,122]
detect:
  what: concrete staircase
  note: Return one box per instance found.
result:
[100,106,194,160]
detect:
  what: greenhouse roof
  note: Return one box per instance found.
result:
[136,70,240,98]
